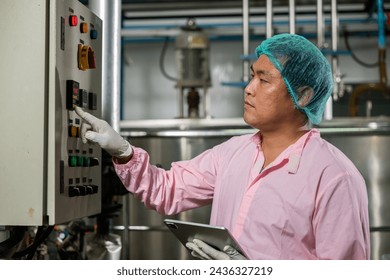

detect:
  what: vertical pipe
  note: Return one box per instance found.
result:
[316,0,333,121]
[88,0,127,259]
[88,0,122,132]
[242,0,250,83]
[331,0,340,102]
[289,0,295,34]
[316,0,324,48]
[331,0,338,54]
[377,0,387,85]
[377,0,385,49]
[266,0,273,38]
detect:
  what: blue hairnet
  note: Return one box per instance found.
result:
[255,33,333,125]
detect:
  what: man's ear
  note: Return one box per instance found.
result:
[297,86,314,108]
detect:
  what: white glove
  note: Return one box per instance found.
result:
[186,239,247,260]
[75,106,132,158]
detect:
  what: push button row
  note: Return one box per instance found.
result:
[68,15,99,39]
[68,185,98,197]
[68,156,99,167]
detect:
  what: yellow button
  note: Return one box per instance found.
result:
[80,22,88,33]
[68,126,78,138]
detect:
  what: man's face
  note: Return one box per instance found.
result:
[243,55,297,131]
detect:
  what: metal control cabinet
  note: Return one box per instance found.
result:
[0,0,102,225]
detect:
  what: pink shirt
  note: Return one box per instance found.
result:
[114,129,370,260]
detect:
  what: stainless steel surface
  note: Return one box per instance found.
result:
[242,0,250,83]
[331,0,344,102]
[89,0,122,132]
[266,0,273,38]
[118,117,390,259]
[316,0,324,48]
[289,0,296,34]
[89,0,124,257]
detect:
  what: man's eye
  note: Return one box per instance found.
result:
[260,79,268,83]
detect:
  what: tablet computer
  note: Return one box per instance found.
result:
[164,218,248,258]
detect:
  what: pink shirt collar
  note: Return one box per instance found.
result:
[249,128,320,174]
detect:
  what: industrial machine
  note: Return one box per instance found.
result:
[0,0,102,226]
[175,19,211,118]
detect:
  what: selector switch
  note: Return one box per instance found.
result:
[90,185,98,194]
[77,186,87,196]
[86,186,94,195]
[89,157,99,167]
[68,186,80,197]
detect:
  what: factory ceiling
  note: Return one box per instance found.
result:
[119,0,381,20]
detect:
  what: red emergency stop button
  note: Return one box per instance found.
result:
[69,15,78,26]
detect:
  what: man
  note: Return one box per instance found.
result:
[75,33,370,260]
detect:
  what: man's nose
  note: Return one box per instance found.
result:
[244,80,255,96]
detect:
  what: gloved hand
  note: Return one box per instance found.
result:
[75,106,133,159]
[186,239,247,260]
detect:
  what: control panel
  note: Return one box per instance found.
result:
[0,0,102,225]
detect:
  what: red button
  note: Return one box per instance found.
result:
[69,15,78,26]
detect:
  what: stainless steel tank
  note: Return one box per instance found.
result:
[116,117,390,260]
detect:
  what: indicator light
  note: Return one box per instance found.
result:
[69,15,78,26]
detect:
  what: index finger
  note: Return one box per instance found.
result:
[75,106,97,127]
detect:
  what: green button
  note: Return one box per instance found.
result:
[69,156,77,167]
[77,156,84,167]
[84,157,90,167]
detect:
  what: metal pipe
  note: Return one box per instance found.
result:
[266,0,273,38]
[317,0,333,121]
[289,0,295,34]
[88,0,125,259]
[377,0,387,85]
[316,0,325,48]
[331,0,338,53]
[349,83,388,116]
[242,0,250,83]
[331,0,343,102]
[88,0,122,132]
